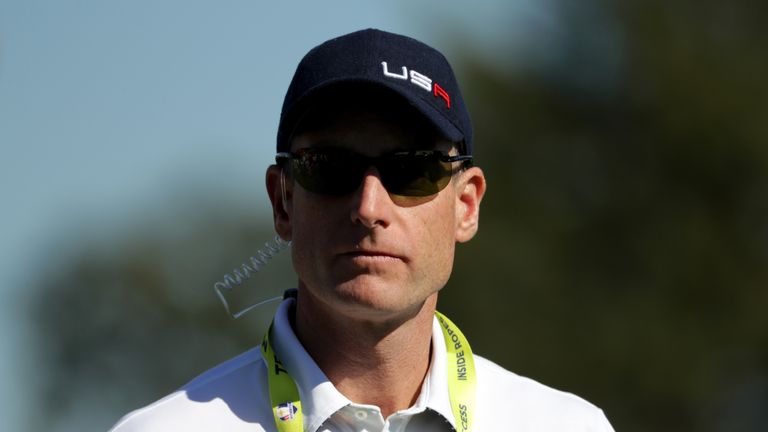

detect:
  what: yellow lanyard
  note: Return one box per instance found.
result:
[261,308,476,432]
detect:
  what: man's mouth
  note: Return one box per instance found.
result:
[342,250,406,262]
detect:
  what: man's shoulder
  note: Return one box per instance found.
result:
[109,347,271,432]
[474,355,615,431]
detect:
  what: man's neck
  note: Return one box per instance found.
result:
[293,289,437,419]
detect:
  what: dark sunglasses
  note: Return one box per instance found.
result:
[276,147,473,197]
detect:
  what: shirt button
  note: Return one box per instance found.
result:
[354,410,369,420]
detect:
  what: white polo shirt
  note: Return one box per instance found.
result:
[110,299,615,432]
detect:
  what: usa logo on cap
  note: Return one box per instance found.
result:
[276,402,298,421]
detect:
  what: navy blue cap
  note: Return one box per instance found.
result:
[277,29,473,155]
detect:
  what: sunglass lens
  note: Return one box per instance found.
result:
[292,149,364,195]
[380,153,452,197]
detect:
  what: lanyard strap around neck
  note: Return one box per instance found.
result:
[261,322,303,432]
[261,309,476,432]
[435,310,476,432]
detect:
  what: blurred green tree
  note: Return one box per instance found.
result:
[443,1,768,431]
[30,210,297,431]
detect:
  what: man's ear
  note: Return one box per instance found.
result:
[266,165,292,241]
[454,166,486,243]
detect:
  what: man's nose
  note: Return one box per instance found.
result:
[350,167,392,229]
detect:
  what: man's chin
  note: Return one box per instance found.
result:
[327,281,429,321]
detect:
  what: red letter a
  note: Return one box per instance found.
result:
[434,83,451,109]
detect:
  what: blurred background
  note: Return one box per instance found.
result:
[1,0,767,431]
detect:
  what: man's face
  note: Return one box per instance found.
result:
[268,104,484,322]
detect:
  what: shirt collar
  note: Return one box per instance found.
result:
[269,298,456,431]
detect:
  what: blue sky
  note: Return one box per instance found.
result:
[0,1,556,429]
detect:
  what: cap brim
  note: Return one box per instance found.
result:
[291,78,465,145]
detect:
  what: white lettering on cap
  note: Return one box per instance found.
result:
[380,61,451,109]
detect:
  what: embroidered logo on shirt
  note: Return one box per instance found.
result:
[276,402,298,421]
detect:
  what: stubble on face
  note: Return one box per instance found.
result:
[286,109,460,323]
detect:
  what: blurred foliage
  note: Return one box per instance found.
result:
[445,1,768,431]
[31,1,767,431]
[30,211,297,431]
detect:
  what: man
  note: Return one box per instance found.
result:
[111,29,615,431]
